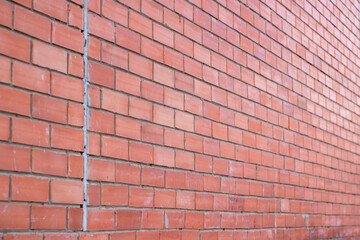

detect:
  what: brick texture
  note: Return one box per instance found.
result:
[1,0,360,239]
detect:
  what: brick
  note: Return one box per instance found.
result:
[142,0,163,22]
[4,234,42,240]
[154,146,175,167]
[69,52,83,78]
[87,209,114,231]
[164,9,184,33]
[51,179,83,204]
[102,88,128,114]
[141,210,164,229]
[110,232,136,240]
[14,5,51,42]
[142,80,164,103]
[33,40,67,73]
[0,115,9,141]
[184,20,202,43]
[117,0,140,11]
[137,231,159,240]
[102,0,128,26]
[0,28,30,62]
[89,158,115,182]
[185,212,203,229]
[155,189,175,208]
[69,3,83,29]
[102,42,128,69]
[185,133,203,153]
[0,0,12,28]
[116,71,141,96]
[0,85,30,116]
[154,23,174,47]
[129,53,152,79]
[79,233,108,240]
[0,56,10,83]
[0,175,8,201]
[34,0,67,22]
[0,144,30,172]
[89,13,114,42]
[52,22,83,52]
[154,105,174,127]
[68,102,83,127]
[175,0,193,21]
[175,111,194,131]
[11,175,48,202]
[0,203,29,229]
[116,25,140,53]
[32,149,67,177]
[68,155,83,179]
[142,167,165,187]
[176,191,195,209]
[51,73,83,102]
[101,185,128,206]
[31,206,66,230]
[129,10,152,38]
[51,125,83,151]
[116,115,141,140]
[175,150,194,170]
[32,94,67,124]
[116,209,141,230]
[164,47,184,71]
[129,142,153,164]
[12,118,49,147]
[129,97,152,121]
[129,187,153,207]
[89,109,114,134]
[164,88,184,110]
[115,162,141,185]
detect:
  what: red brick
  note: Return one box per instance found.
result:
[129,142,153,164]
[185,212,203,229]
[196,193,213,210]
[165,210,185,228]
[175,111,194,131]
[141,210,164,229]
[0,175,9,201]
[129,53,152,79]
[12,118,49,147]
[102,88,128,114]
[11,175,48,202]
[34,0,67,22]
[51,73,83,102]
[102,42,128,69]
[154,23,174,48]
[51,179,83,204]
[14,5,51,42]
[142,167,164,187]
[115,162,141,185]
[116,25,140,53]
[185,133,203,153]
[102,135,129,160]
[68,102,83,127]
[44,234,77,240]
[89,109,114,134]
[0,0,12,28]
[69,52,83,78]
[142,80,164,104]
[155,189,175,208]
[117,0,140,11]
[51,125,83,152]
[4,234,42,240]
[153,105,174,127]
[69,3,83,29]
[184,20,202,43]
[137,231,159,240]
[164,9,184,33]
[195,154,212,173]
[32,149,67,177]
[89,13,114,42]
[68,155,83,179]
[176,191,195,209]
[31,205,66,230]
[164,47,184,71]
[154,146,175,167]
[79,233,108,240]
[0,56,10,83]
[116,71,141,96]
[116,115,141,140]
[129,97,152,121]
[110,232,136,240]
[175,150,194,170]
[0,144,30,172]
[142,0,163,22]
[142,38,164,64]
[102,0,128,26]
[52,22,83,52]
[32,94,67,124]
[0,85,30,116]
[89,36,100,60]
[175,0,193,21]
[0,203,29,230]
[33,41,67,73]
[116,209,141,230]
[129,187,153,207]
[129,10,152,38]
[89,158,115,182]
[164,88,184,110]
[87,209,114,231]
[101,185,128,206]
[0,28,30,62]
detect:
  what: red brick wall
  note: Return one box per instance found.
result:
[1,0,360,239]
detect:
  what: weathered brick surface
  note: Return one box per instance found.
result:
[1,0,360,239]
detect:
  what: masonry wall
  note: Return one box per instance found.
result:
[1,0,360,239]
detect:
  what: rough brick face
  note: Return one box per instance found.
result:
[1,0,360,239]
